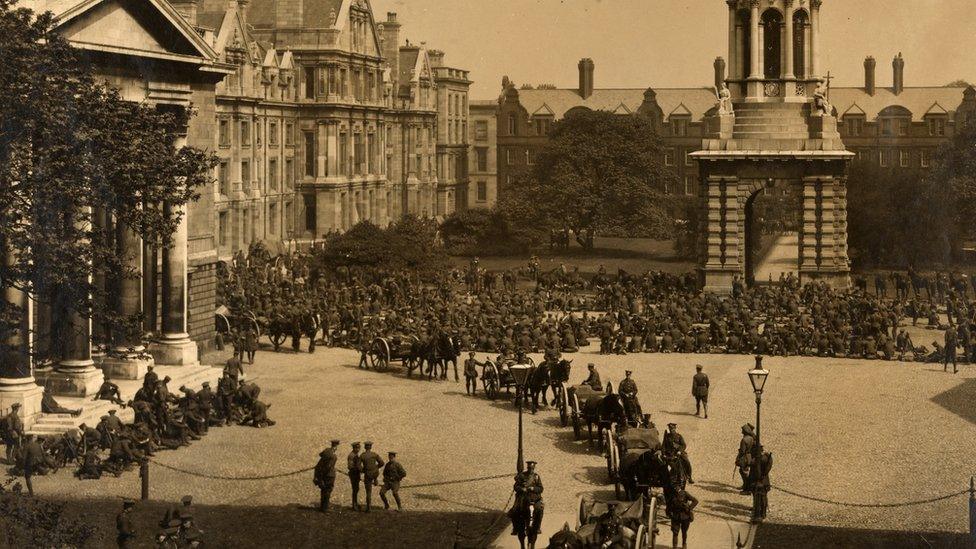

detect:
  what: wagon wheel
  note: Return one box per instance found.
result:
[244,311,261,338]
[558,382,569,427]
[270,329,287,350]
[215,313,231,334]
[604,427,617,481]
[635,524,648,549]
[371,337,391,371]
[576,496,588,530]
[571,392,582,440]
[483,362,500,400]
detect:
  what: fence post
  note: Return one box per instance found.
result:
[140,461,149,501]
[969,476,975,543]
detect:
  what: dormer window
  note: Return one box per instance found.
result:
[928,116,947,136]
[671,117,689,137]
[845,116,864,137]
[878,106,913,137]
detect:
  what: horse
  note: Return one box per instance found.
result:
[527,361,551,413]
[547,359,572,408]
[546,524,585,549]
[580,391,627,449]
[510,495,544,549]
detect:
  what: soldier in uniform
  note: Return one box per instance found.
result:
[691,365,709,418]
[360,441,385,512]
[244,326,258,364]
[752,446,773,523]
[2,402,24,463]
[313,439,339,512]
[735,424,755,492]
[669,488,699,549]
[463,352,483,395]
[348,441,363,510]
[224,355,244,383]
[510,460,544,536]
[583,363,602,391]
[116,498,136,548]
[380,451,407,511]
[944,326,959,373]
[21,433,46,496]
[618,370,641,425]
[663,423,694,484]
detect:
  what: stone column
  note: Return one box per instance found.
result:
[783,2,795,79]
[149,136,198,366]
[735,23,745,80]
[748,0,760,79]
[811,0,821,78]
[326,122,338,178]
[727,0,737,82]
[317,121,327,179]
[51,207,105,396]
[101,219,152,379]
[0,245,43,427]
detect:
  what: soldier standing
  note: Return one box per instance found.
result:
[669,488,699,549]
[944,326,959,374]
[21,433,45,496]
[360,441,384,512]
[691,365,709,418]
[735,424,755,492]
[379,451,407,511]
[313,439,339,513]
[752,447,773,523]
[2,402,24,463]
[348,442,363,510]
[116,498,136,548]
[463,352,483,395]
[244,326,258,364]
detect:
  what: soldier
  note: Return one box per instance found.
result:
[2,402,24,463]
[663,423,694,484]
[944,326,959,374]
[510,460,545,536]
[313,440,339,512]
[752,447,773,523]
[143,365,159,396]
[735,424,755,493]
[463,352,483,395]
[380,451,407,511]
[348,441,363,510]
[225,355,244,383]
[244,326,258,364]
[669,488,699,549]
[21,433,45,496]
[360,441,385,512]
[618,370,641,425]
[691,365,709,418]
[116,498,136,548]
[583,363,602,392]
[96,380,126,407]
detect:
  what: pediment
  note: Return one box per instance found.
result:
[925,102,949,115]
[532,103,555,116]
[668,103,693,117]
[842,103,866,117]
[613,102,633,115]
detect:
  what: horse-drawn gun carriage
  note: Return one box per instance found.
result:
[215,306,262,339]
[605,424,662,499]
[481,355,536,400]
[546,494,660,549]
[366,335,420,371]
[560,382,627,447]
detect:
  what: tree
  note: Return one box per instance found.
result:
[500,110,678,250]
[928,116,976,249]
[0,0,217,365]
[945,80,974,88]
[316,216,448,275]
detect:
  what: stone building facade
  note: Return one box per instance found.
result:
[468,100,500,208]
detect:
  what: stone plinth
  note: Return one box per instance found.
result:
[149,336,199,366]
[708,114,735,140]
[809,114,840,139]
[0,378,44,429]
[37,363,104,397]
[100,350,153,380]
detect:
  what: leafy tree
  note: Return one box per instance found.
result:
[0,0,217,366]
[501,110,678,250]
[317,216,448,275]
[440,207,543,256]
[945,80,974,88]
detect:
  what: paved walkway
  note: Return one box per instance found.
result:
[755,233,798,284]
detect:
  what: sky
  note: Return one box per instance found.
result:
[368,0,976,99]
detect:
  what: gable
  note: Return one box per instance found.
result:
[668,103,693,118]
[59,0,198,56]
[925,102,949,116]
[842,103,866,117]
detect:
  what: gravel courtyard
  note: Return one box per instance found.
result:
[12,342,976,548]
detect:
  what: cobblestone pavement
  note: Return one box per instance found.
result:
[19,342,976,548]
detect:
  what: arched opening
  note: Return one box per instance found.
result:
[761,9,783,79]
[737,10,751,79]
[743,180,802,286]
[793,10,809,78]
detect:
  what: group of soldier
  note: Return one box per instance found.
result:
[313,439,406,513]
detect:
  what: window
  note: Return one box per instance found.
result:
[329,65,338,95]
[339,131,348,174]
[477,181,487,201]
[921,150,931,168]
[898,119,910,137]
[846,117,864,137]
[218,161,229,195]
[882,118,893,136]
[255,121,262,145]
[354,133,364,175]
[269,121,278,146]
[899,150,910,168]
[508,114,517,135]
[685,150,694,167]
[664,149,674,166]
[303,131,316,177]
[506,148,515,166]
[304,67,315,99]
[219,119,230,146]
[318,67,326,97]
[475,120,488,141]
[476,147,488,171]
[285,159,294,190]
[672,118,688,137]
[241,120,250,146]
[879,150,889,167]
[339,68,347,96]
[285,122,294,146]
[857,149,868,163]
[218,211,228,246]
[268,203,278,236]
[684,175,695,195]
[269,159,278,191]
[303,193,316,232]
[241,160,250,191]
[929,117,946,136]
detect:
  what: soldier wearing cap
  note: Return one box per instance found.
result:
[359,441,385,512]
[735,424,756,492]
[510,460,544,535]
[618,370,641,425]
[597,500,636,548]
[583,363,602,392]
[380,451,407,511]
[2,402,24,463]
[691,365,709,418]
[463,352,484,395]
[663,423,694,484]
[348,442,363,510]
[117,498,136,548]
[313,439,340,512]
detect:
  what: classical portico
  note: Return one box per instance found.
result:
[693,0,852,293]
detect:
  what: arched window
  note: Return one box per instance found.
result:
[737,10,751,78]
[761,9,783,79]
[793,10,809,77]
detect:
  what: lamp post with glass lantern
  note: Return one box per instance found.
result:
[510,364,533,474]
[748,355,769,522]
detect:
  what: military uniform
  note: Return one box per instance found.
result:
[735,425,755,491]
[313,441,339,512]
[380,453,407,511]
[583,366,602,392]
[360,444,385,511]
[510,465,545,536]
[348,443,363,510]
[663,426,694,484]
[691,368,709,418]
[463,355,481,395]
[669,489,699,548]
[2,404,24,463]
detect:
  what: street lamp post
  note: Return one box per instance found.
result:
[510,364,533,474]
[748,355,769,522]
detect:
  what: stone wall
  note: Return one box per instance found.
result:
[188,262,217,352]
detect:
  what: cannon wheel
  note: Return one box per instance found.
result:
[215,313,231,334]
[370,337,391,370]
[558,382,569,427]
[483,361,500,400]
[635,524,648,549]
[576,496,589,530]
[571,392,582,440]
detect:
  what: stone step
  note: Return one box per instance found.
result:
[735,102,809,111]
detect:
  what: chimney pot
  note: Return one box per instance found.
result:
[864,56,876,96]
[578,58,594,100]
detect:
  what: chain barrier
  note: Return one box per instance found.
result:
[771,485,969,508]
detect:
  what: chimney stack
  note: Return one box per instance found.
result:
[170,0,198,25]
[864,56,876,96]
[893,53,905,95]
[377,13,401,85]
[714,57,726,92]
[578,58,594,100]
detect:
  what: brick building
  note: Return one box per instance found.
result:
[495,57,976,198]
[467,100,500,208]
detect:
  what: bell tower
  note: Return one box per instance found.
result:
[691,0,853,293]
